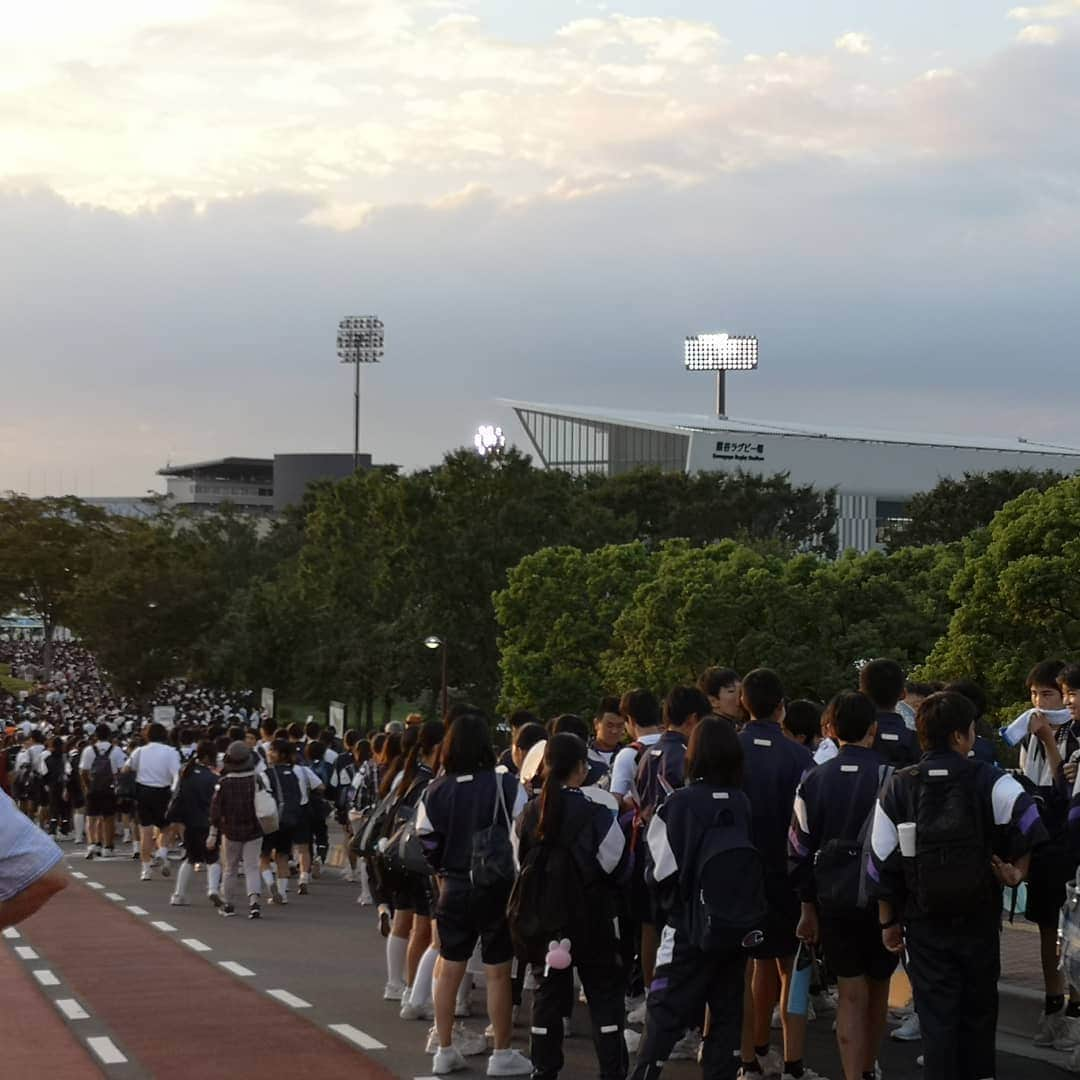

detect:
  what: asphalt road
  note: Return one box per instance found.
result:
[4,838,1073,1080]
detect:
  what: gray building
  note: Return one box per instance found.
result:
[506,400,1080,553]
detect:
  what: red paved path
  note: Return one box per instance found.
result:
[0,933,100,1079]
[20,887,397,1079]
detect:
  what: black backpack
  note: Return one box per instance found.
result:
[813,764,893,916]
[88,746,116,796]
[634,738,684,824]
[270,766,303,830]
[470,775,516,916]
[905,761,993,917]
[684,802,768,953]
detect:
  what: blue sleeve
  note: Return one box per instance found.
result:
[0,789,63,902]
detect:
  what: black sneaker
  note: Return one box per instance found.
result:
[219,903,236,918]
[248,903,261,920]
[209,892,225,909]
[298,881,309,896]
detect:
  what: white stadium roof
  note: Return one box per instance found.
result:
[501,400,1080,458]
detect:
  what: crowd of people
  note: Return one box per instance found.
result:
[4,640,1080,1080]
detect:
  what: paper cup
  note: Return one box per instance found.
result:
[898,822,917,858]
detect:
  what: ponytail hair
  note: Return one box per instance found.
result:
[537,733,587,841]
[398,720,446,794]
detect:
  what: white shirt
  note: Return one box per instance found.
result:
[15,745,45,773]
[128,743,181,788]
[322,746,339,767]
[813,738,839,766]
[296,764,322,804]
[79,742,127,773]
[609,733,663,799]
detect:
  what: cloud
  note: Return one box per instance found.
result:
[1017,22,1064,42]
[1008,2,1080,19]
[834,31,873,55]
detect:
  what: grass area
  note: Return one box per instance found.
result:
[276,698,424,733]
[0,663,33,695]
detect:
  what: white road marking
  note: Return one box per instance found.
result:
[33,969,60,986]
[182,938,211,953]
[219,961,255,977]
[14,946,39,960]
[126,905,148,916]
[266,989,312,1009]
[2,927,20,939]
[56,998,90,1021]
[151,921,177,932]
[70,872,87,880]
[328,1024,386,1050]
[86,882,105,890]
[105,892,125,902]
[87,1037,127,1065]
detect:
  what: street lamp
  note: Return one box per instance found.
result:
[337,315,385,469]
[684,332,758,418]
[474,425,506,457]
[424,635,448,719]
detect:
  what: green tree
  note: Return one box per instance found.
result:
[495,542,654,717]
[922,476,1080,703]
[884,469,1067,551]
[0,495,110,676]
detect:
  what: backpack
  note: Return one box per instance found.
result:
[507,832,589,960]
[270,766,303,830]
[684,803,769,953]
[813,764,893,916]
[89,747,116,796]
[310,758,333,789]
[44,751,64,786]
[12,758,35,800]
[634,738,684,822]
[904,761,993,917]
[470,775,516,913]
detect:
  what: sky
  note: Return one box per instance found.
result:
[3,1,1080,494]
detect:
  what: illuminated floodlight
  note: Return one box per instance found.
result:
[474,424,506,456]
[337,315,384,364]
[684,332,758,372]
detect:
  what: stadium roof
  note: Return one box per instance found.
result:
[157,457,273,479]
[501,400,1080,457]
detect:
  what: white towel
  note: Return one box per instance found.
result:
[1007,707,1073,787]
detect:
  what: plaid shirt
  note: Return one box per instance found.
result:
[209,771,261,842]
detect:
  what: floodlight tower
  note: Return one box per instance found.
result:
[474,424,507,457]
[336,315,385,468]
[684,332,758,418]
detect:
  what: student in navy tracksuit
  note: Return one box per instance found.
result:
[869,692,1048,1080]
[736,669,819,1080]
[788,691,896,1080]
[513,733,629,1080]
[632,716,756,1080]
[859,660,919,770]
[415,709,531,1078]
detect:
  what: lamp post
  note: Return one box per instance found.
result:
[424,635,447,719]
[684,332,758,418]
[336,316,385,469]
[474,424,507,457]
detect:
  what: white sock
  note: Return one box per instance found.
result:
[174,862,193,899]
[280,877,288,896]
[156,846,169,862]
[359,860,372,895]
[207,863,223,895]
[411,945,439,1008]
[74,813,85,843]
[299,871,310,884]
[387,934,408,988]
[261,869,275,888]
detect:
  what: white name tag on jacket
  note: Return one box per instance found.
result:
[880,733,899,742]
[840,765,859,772]
[712,791,730,799]
[753,738,772,747]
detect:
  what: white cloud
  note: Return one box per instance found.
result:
[1008,2,1080,19]
[834,31,873,55]
[1017,23,1064,42]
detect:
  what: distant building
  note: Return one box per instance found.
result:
[82,497,161,519]
[505,400,1080,553]
[156,453,373,516]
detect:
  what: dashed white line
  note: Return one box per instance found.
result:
[2,928,20,940]
[70,872,88,880]
[126,905,148,916]
[86,881,105,890]
[87,1036,127,1065]
[266,988,312,1009]
[328,1024,386,1050]
[182,938,211,953]
[33,969,60,987]
[55,998,90,1021]
[219,961,255,977]
[14,946,39,960]
[105,892,125,902]
[150,921,177,932]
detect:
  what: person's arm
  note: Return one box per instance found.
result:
[0,790,66,928]
[788,783,820,945]
[0,868,67,930]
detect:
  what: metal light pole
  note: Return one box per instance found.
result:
[336,316,385,468]
[684,332,758,417]
[424,635,448,718]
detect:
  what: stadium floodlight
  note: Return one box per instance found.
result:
[337,315,385,468]
[474,424,506,457]
[684,332,758,417]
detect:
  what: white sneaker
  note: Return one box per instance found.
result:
[669,1029,702,1060]
[84,845,98,860]
[432,1046,468,1075]
[358,891,374,906]
[1034,1007,1080,1049]
[140,865,152,881]
[102,847,115,859]
[455,996,473,1018]
[782,1069,829,1080]
[624,1029,642,1054]
[771,1004,782,1029]
[343,868,356,883]
[169,894,188,906]
[425,1024,488,1056]
[486,1048,532,1076]
[891,1012,921,1041]
[384,980,406,1001]
[811,989,838,1016]
[627,1000,647,1025]
[401,994,435,1021]
[758,1048,784,1077]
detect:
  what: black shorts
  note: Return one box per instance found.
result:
[1026,844,1077,927]
[751,878,800,960]
[136,784,171,828]
[435,878,513,965]
[393,877,434,918]
[183,827,219,865]
[261,828,295,857]
[820,911,898,982]
[85,791,117,817]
